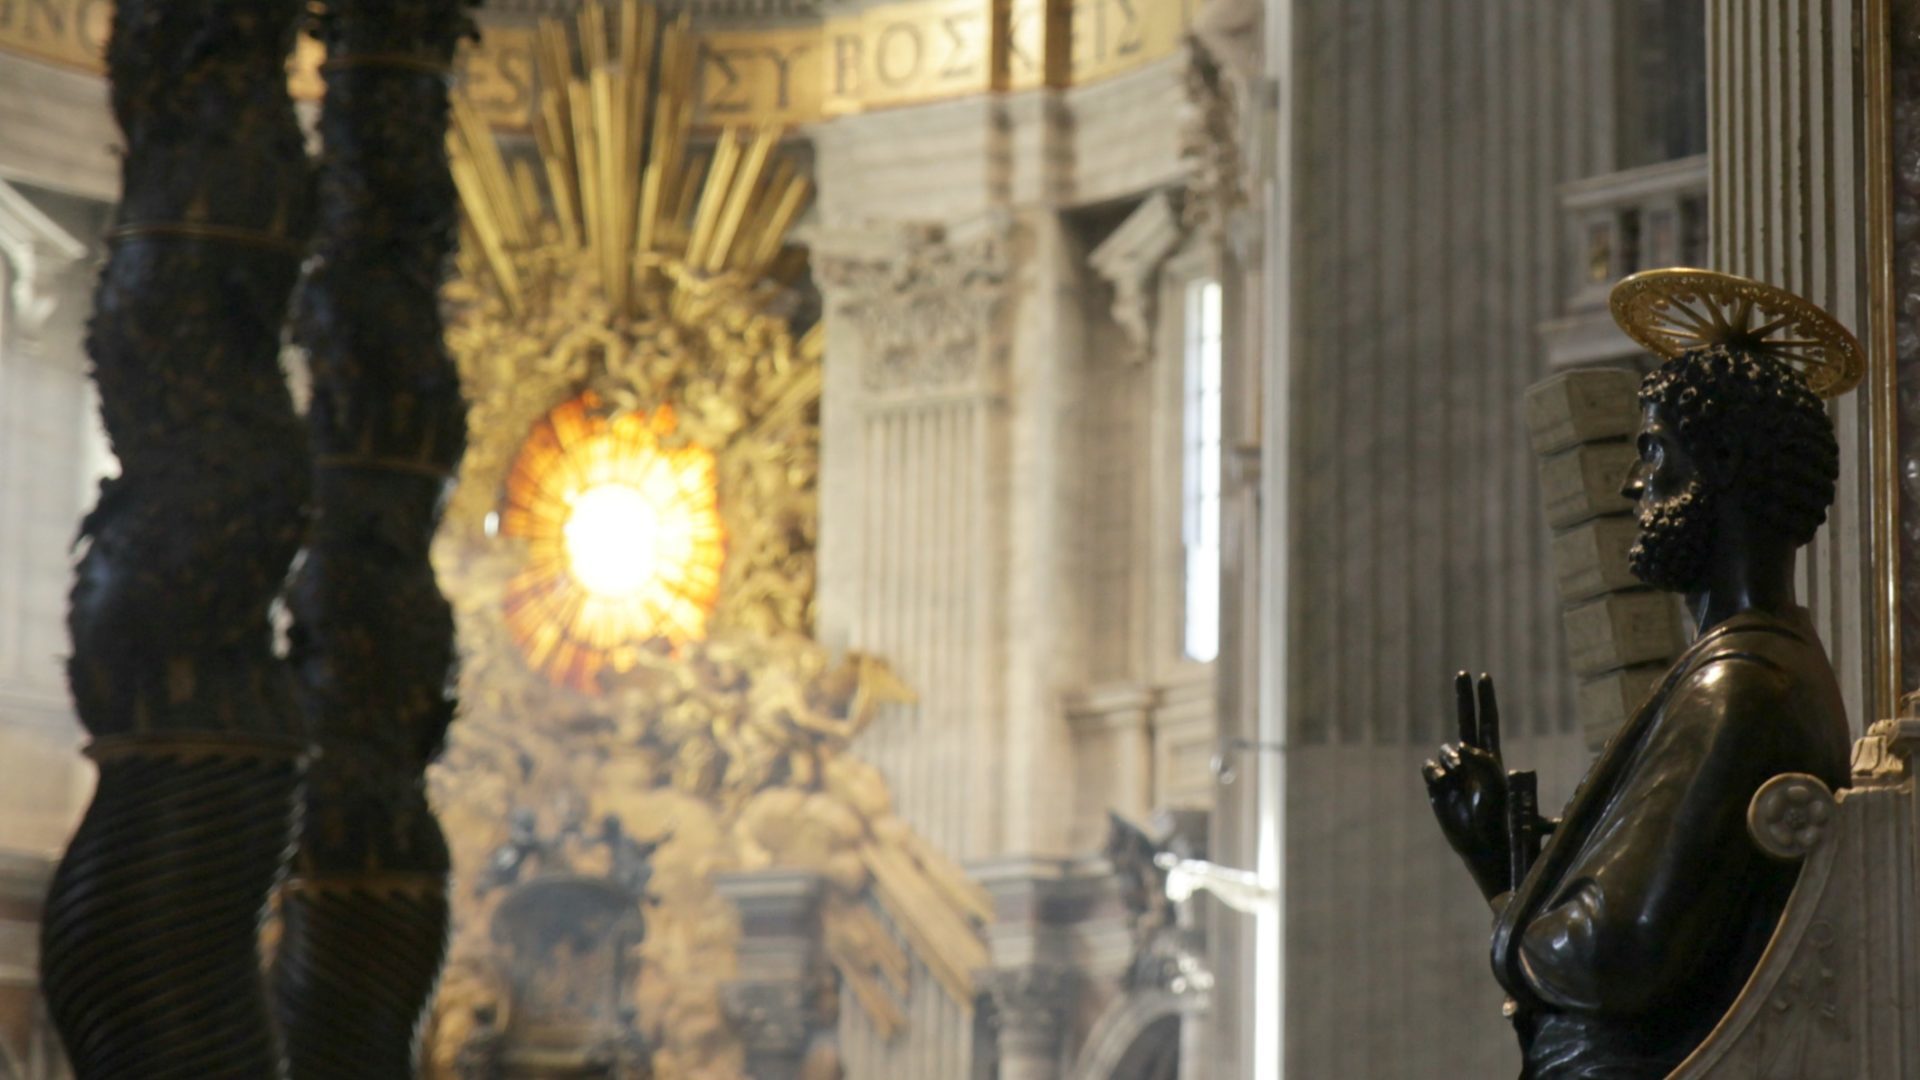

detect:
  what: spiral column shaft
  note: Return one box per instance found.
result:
[39,3,315,1076]
[272,2,475,1075]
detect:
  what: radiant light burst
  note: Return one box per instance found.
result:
[500,394,724,690]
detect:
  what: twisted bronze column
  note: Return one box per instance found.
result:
[272,2,475,1074]
[39,2,315,1075]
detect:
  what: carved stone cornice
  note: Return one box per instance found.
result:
[812,220,1013,394]
[1188,0,1263,85]
[1088,192,1186,364]
[1064,682,1159,735]
[0,179,87,351]
[1177,38,1248,242]
[1850,717,1920,782]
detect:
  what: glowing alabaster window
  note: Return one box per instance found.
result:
[499,394,725,690]
[1183,277,1223,664]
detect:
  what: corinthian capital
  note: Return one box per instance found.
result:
[812,219,1014,394]
[0,180,87,351]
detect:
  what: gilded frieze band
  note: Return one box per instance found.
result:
[0,0,1204,128]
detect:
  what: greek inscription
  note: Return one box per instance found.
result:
[1073,0,1147,70]
[1005,5,1040,78]
[938,14,976,80]
[0,0,1191,123]
[698,42,812,114]
[762,43,807,109]
[458,35,535,122]
[1112,0,1142,56]
[832,32,862,96]
[496,47,532,110]
[74,0,104,50]
[0,0,108,65]
[698,43,748,114]
[26,0,62,36]
[875,22,922,89]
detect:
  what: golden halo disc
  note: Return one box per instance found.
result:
[1608,267,1865,399]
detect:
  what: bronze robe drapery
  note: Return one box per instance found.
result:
[1491,609,1850,1079]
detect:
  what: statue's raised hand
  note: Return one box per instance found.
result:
[1422,672,1512,900]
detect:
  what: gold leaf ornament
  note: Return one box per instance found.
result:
[429,4,988,1076]
[1609,268,1866,398]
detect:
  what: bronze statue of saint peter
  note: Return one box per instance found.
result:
[1423,315,1855,1079]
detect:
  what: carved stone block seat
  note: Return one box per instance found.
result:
[1670,719,1920,1079]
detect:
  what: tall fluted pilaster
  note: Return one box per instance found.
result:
[39,2,315,1075]
[1705,0,1884,722]
[273,2,474,1075]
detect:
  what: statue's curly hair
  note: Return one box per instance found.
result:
[1638,344,1839,547]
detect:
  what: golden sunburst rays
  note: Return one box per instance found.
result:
[501,394,725,690]
[448,0,814,321]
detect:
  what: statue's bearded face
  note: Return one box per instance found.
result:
[1628,477,1714,591]
[1623,402,1716,592]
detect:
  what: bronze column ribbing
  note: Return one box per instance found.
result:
[272,2,475,1074]
[39,2,315,1075]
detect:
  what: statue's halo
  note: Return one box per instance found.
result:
[1609,267,1866,399]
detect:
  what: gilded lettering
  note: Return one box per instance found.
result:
[1112,0,1142,56]
[697,44,748,115]
[75,0,107,52]
[875,22,922,89]
[832,32,862,97]
[496,46,532,113]
[938,14,976,80]
[458,41,533,119]
[1005,6,1039,77]
[26,0,62,37]
[764,43,809,110]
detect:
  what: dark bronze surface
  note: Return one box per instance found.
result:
[271,1,475,1075]
[38,2,316,1074]
[1423,345,1853,1079]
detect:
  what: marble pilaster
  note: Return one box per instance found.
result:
[1707,0,1885,722]
[0,180,101,857]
